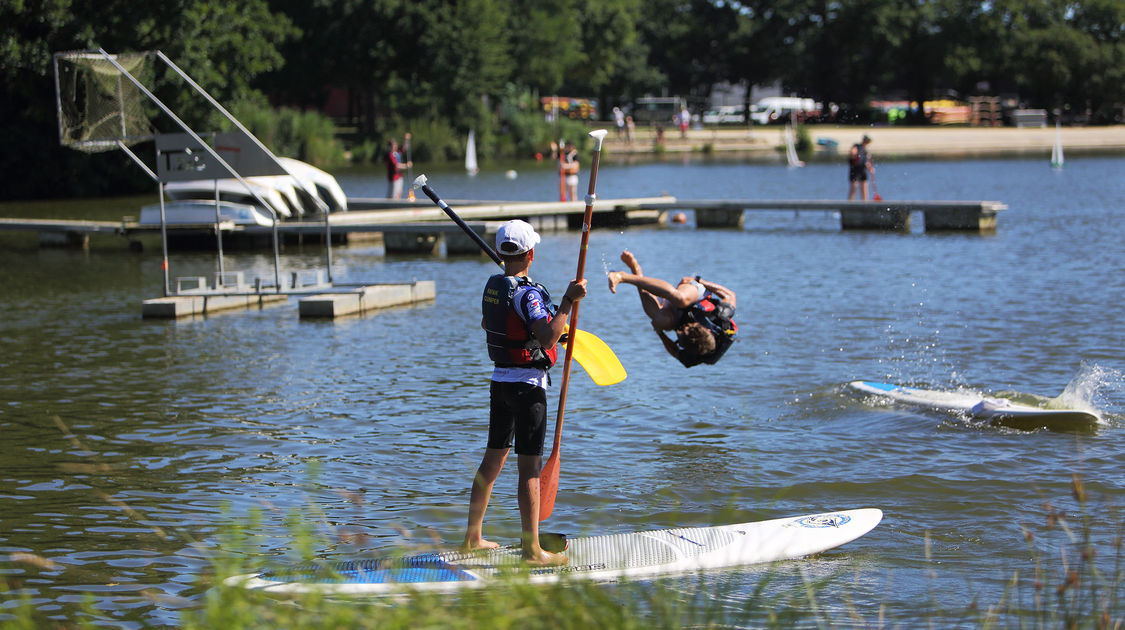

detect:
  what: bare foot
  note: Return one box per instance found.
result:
[523,550,569,567]
[461,538,501,553]
[620,249,642,274]
[607,271,624,294]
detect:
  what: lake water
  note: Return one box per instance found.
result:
[1,153,1123,626]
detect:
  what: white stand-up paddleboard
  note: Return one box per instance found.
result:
[226,509,882,596]
[848,381,1099,430]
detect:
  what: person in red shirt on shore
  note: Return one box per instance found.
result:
[385,135,413,199]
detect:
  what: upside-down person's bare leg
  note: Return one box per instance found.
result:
[608,250,694,329]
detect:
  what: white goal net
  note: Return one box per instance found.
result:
[54,51,155,153]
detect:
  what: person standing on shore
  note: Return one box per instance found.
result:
[385,138,412,199]
[462,220,587,566]
[847,135,873,200]
[551,141,580,201]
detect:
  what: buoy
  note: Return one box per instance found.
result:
[505,170,518,179]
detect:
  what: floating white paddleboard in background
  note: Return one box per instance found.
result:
[847,381,1100,430]
[226,508,883,596]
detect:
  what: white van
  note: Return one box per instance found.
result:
[749,97,820,125]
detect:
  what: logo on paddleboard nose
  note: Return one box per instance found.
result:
[790,513,851,528]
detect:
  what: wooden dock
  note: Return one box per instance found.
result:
[1,195,1007,253]
[4,196,1003,319]
[0,217,125,248]
[261,196,1005,249]
[141,277,436,320]
[340,195,1007,231]
[641,198,1007,231]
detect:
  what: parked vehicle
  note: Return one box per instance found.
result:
[702,105,746,124]
[749,97,821,125]
[632,96,685,124]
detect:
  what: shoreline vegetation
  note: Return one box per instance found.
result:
[3,473,1118,628]
[9,1,1124,201]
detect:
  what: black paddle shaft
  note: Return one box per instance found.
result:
[418,183,503,267]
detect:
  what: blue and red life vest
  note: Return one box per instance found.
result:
[675,290,738,365]
[850,143,867,168]
[482,274,558,369]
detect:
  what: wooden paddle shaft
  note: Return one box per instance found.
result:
[541,129,608,521]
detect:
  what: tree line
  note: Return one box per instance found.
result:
[2,0,1122,200]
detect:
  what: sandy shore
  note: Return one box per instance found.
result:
[601,124,1125,159]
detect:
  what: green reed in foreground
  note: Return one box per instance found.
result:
[976,475,1123,630]
[180,480,1122,630]
[2,472,1122,629]
[178,497,854,630]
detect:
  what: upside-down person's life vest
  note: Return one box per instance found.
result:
[676,290,738,365]
[482,274,558,369]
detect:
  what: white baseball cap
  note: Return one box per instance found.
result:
[495,219,540,255]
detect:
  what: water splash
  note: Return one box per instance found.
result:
[1050,362,1125,416]
[876,283,957,387]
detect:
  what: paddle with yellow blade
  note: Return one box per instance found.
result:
[412,173,625,386]
[568,329,626,386]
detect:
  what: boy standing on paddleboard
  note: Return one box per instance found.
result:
[608,249,737,367]
[847,134,873,200]
[463,219,586,566]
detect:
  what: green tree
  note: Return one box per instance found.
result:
[1067,0,1125,121]
[569,0,644,101]
[428,0,514,127]
[0,0,297,200]
[637,0,744,106]
[782,0,902,117]
[725,0,811,116]
[507,0,584,94]
[265,0,513,144]
[265,0,408,137]
[939,0,1012,101]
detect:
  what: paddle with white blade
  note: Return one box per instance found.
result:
[538,128,609,522]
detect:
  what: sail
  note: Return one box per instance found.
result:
[466,129,479,175]
[785,123,804,167]
[1050,121,1063,169]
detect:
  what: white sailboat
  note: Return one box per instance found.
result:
[785,122,804,167]
[1050,121,1064,169]
[465,129,479,176]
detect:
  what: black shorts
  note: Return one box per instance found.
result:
[488,381,548,456]
[849,165,868,182]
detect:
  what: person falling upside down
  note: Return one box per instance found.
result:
[608,250,738,367]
